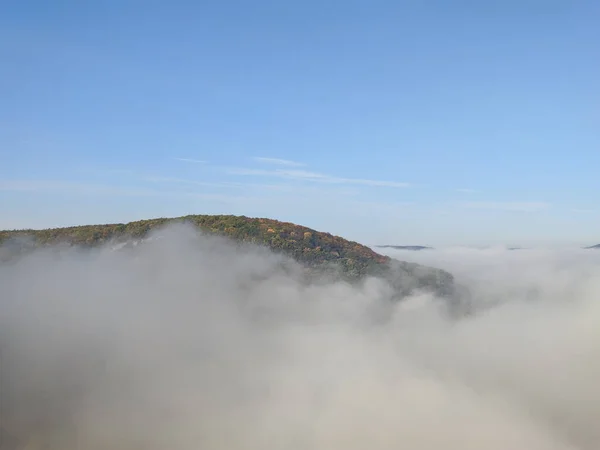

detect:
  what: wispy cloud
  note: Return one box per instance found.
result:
[458,201,551,212]
[0,179,250,204]
[252,157,305,167]
[572,208,595,213]
[174,158,207,164]
[140,176,356,195]
[227,168,409,188]
[140,176,245,189]
[0,180,160,197]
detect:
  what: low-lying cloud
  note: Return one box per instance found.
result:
[2,225,600,449]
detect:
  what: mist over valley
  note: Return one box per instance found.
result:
[2,217,600,449]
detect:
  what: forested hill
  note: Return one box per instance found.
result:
[0,214,455,298]
[0,215,388,272]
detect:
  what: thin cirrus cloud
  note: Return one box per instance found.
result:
[140,176,245,189]
[572,208,595,213]
[0,180,161,197]
[0,179,251,205]
[227,168,410,188]
[458,201,551,212]
[252,157,306,167]
[174,158,207,164]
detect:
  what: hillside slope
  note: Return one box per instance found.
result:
[0,214,455,299]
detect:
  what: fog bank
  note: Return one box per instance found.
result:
[2,224,600,449]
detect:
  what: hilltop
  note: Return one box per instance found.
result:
[0,214,456,299]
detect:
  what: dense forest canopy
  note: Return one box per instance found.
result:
[0,214,455,298]
[1,215,387,274]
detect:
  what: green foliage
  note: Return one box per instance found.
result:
[0,215,391,279]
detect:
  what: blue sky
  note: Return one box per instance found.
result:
[2,1,599,246]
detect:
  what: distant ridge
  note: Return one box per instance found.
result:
[583,244,600,249]
[376,245,433,251]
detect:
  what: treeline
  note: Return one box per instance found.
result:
[0,215,391,278]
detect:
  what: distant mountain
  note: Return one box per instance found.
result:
[584,244,600,249]
[0,215,456,300]
[376,245,433,251]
